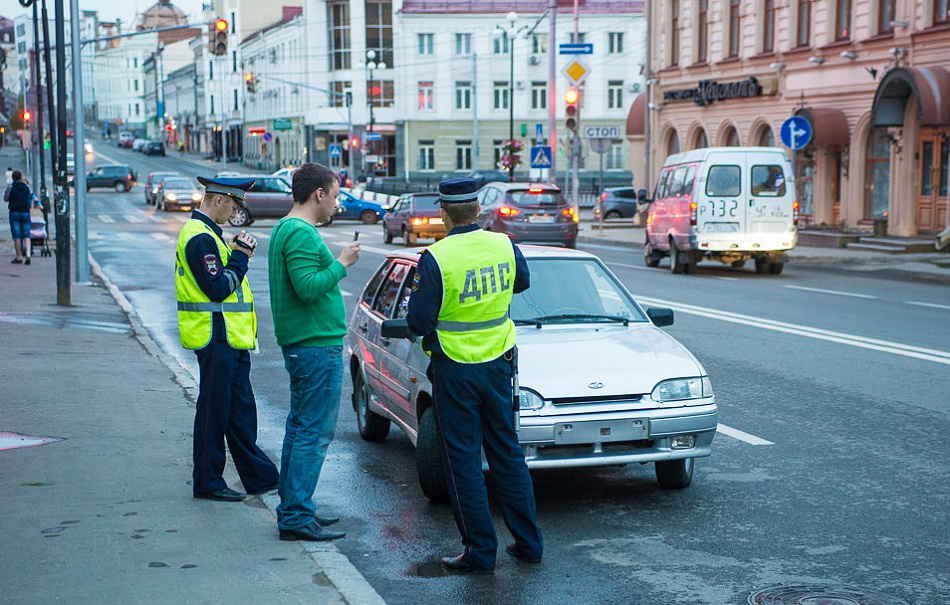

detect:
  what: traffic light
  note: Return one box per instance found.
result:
[244,72,256,94]
[22,109,32,125]
[350,136,360,149]
[209,18,228,56]
[565,87,580,135]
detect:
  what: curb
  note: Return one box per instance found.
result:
[86,250,387,605]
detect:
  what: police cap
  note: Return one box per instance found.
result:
[437,177,479,205]
[197,176,255,209]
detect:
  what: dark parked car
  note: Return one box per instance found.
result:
[464,169,509,188]
[145,171,181,205]
[86,164,137,192]
[381,192,446,245]
[336,190,388,224]
[157,177,202,212]
[226,175,294,227]
[143,140,166,156]
[595,187,639,220]
[475,182,578,248]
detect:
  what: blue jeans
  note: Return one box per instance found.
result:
[276,345,343,530]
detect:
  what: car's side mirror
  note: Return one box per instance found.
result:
[637,189,649,203]
[381,318,414,340]
[646,307,674,327]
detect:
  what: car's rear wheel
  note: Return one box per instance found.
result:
[403,228,416,246]
[770,261,784,275]
[644,235,661,267]
[360,210,378,225]
[353,369,390,442]
[605,210,622,220]
[731,260,746,268]
[114,181,128,193]
[228,207,251,227]
[754,257,770,274]
[655,457,694,488]
[670,241,685,274]
[564,240,577,249]
[416,407,449,502]
[383,225,393,244]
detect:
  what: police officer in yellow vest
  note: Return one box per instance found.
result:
[407,177,543,573]
[175,177,279,502]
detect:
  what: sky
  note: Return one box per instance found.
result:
[0,0,206,30]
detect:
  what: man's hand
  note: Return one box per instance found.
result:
[230,230,257,258]
[337,240,361,268]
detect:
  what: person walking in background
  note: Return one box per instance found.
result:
[406,178,543,574]
[175,176,279,502]
[268,163,361,542]
[6,171,34,265]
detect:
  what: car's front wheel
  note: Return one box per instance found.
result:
[360,210,379,225]
[383,225,393,244]
[416,407,449,502]
[228,207,252,227]
[655,457,694,488]
[353,369,390,442]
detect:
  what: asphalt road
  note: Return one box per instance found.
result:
[81,143,950,605]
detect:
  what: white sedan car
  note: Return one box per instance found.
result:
[348,246,718,501]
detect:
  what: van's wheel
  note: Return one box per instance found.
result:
[416,407,449,502]
[605,210,622,220]
[731,260,746,269]
[115,181,128,193]
[754,257,770,274]
[770,262,784,275]
[656,458,694,489]
[670,241,685,274]
[228,207,251,227]
[644,236,661,267]
[360,210,378,225]
[383,226,393,244]
[353,369,390,442]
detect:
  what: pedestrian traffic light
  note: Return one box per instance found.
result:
[565,87,580,135]
[209,18,228,56]
[244,72,256,94]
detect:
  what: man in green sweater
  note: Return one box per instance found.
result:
[268,163,361,542]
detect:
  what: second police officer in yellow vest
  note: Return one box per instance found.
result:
[175,177,279,502]
[407,177,544,574]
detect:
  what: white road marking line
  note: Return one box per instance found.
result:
[717,424,774,446]
[88,232,102,240]
[124,215,144,224]
[908,301,950,311]
[783,285,877,299]
[715,276,740,282]
[341,290,353,297]
[150,233,172,242]
[97,215,115,223]
[148,215,166,223]
[607,261,652,271]
[326,240,390,255]
[638,295,950,365]
[115,232,136,241]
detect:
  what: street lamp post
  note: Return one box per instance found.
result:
[359,50,386,178]
[494,12,529,182]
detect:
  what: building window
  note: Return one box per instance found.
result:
[758,127,775,146]
[608,80,624,109]
[418,33,434,55]
[568,32,586,43]
[328,1,351,70]
[331,81,351,107]
[133,58,138,68]
[367,80,394,108]
[418,81,434,111]
[836,0,852,40]
[532,33,548,54]
[494,81,509,110]
[763,0,776,52]
[878,0,896,32]
[531,82,547,110]
[232,51,237,72]
[366,1,394,68]
[209,61,214,80]
[494,35,509,54]
[210,95,215,115]
[456,140,472,170]
[670,0,680,66]
[728,0,741,57]
[455,81,472,110]
[233,89,238,111]
[455,33,471,55]
[134,80,139,91]
[723,125,740,147]
[935,0,949,23]
[493,139,505,168]
[697,0,708,62]
[135,103,140,116]
[608,32,624,54]
[418,140,435,170]
[606,143,624,170]
[797,0,811,46]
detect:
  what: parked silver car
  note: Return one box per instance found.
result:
[347,246,718,501]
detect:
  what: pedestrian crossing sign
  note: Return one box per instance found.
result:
[530,146,552,169]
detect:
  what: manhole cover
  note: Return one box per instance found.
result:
[748,585,911,605]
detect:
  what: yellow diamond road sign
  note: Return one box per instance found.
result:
[563,59,590,85]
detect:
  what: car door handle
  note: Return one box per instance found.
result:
[358,323,368,333]
[380,337,391,347]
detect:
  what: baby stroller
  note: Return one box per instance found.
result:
[30,194,52,258]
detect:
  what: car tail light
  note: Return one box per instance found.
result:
[561,207,579,223]
[792,201,800,226]
[600,192,608,202]
[528,187,544,194]
[498,206,520,217]
[689,201,698,226]
[411,217,429,226]
[126,174,132,180]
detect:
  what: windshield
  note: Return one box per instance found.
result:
[508,190,565,206]
[510,258,648,325]
[164,179,193,190]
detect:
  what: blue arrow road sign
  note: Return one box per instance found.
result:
[535,123,544,144]
[530,146,552,169]
[780,116,812,150]
[364,132,382,141]
[329,144,342,158]
[559,43,594,55]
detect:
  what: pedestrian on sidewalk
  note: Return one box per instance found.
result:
[268,163,361,542]
[6,171,34,264]
[174,176,279,503]
[406,178,544,574]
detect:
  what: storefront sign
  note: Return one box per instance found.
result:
[273,118,293,131]
[248,127,266,136]
[664,77,763,107]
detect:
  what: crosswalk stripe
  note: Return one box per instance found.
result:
[124,215,144,224]
[98,215,115,223]
[151,233,172,242]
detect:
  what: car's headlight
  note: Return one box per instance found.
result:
[382,204,390,210]
[651,376,713,405]
[166,193,178,201]
[191,192,202,202]
[519,388,544,411]
[152,187,160,194]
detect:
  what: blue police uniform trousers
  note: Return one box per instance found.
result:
[193,337,279,496]
[430,353,544,569]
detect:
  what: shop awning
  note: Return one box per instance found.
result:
[872,66,950,127]
[795,107,850,146]
[625,92,646,136]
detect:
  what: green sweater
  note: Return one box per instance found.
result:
[268,217,348,348]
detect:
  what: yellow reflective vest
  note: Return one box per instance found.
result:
[426,229,517,363]
[175,219,256,350]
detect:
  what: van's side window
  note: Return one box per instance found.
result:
[706,165,741,197]
[751,165,786,196]
[670,167,688,197]
[682,165,697,197]
[655,169,672,199]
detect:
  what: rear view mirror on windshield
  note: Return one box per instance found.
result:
[647,308,674,327]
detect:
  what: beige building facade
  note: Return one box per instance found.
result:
[630,0,950,237]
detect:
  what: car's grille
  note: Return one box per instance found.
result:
[532,439,655,460]
[550,394,643,406]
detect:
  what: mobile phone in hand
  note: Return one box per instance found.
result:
[353,231,360,241]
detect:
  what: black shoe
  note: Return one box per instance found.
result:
[316,515,340,527]
[440,553,494,574]
[194,487,246,502]
[279,522,345,542]
[11,258,22,264]
[248,482,278,495]
[24,257,30,265]
[505,542,542,563]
